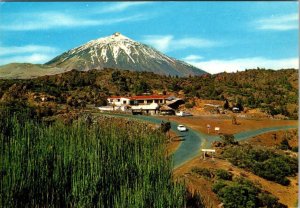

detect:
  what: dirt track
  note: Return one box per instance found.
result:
[159,115,298,136]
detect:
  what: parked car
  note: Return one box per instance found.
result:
[175,111,193,117]
[177,124,188,132]
[232,107,240,113]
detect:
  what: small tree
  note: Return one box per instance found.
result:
[236,97,244,111]
[221,134,238,145]
[134,81,151,95]
[160,121,171,141]
[224,99,229,110]
[111,71,121,83]
[185,102,195,109]
[232,115,238,125]
[85,114,93,127]
[279,138,291,150]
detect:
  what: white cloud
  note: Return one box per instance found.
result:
[183,55,203,62]
[255,13,298,31]
[176,38,217,49]
[142,35,173,52]
[99,2,150,13]
[142,35,219,52]
[0,12,147,31]
[0,45,58,56]
[0,54,54,65]
[183,56,299,74]
[0,44,59,65]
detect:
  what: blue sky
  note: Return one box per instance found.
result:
[0,2,298,74]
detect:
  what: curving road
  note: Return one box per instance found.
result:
[98,113,297,169]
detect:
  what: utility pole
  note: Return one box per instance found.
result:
[207,124,210,134]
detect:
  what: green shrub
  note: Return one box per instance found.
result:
[222,146,298,185]
[212,177,282,208]
[253,157,295,185]
[215,169,233,181]
[185,102,195,109]
[291,146,298,152]
[258,193,281,208]
[185,190,205,208]
[213,178,259,208]
[220,134,238,145]
[217,183,258,208]
[212,180,227,193]
[191,168,213,179]
[279,138,291,150]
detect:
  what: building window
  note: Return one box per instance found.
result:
[117,99,120,102]
[147,100,152,104]
[110,99,113,102]
[123,100,126,104]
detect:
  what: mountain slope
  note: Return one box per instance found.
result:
[46,32,207,77]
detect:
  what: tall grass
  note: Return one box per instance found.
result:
[0,113,185,207]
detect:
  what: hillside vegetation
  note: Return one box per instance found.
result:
[0,68,298,118]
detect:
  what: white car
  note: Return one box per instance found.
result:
[175,111,192,117]
[177,125,187,132]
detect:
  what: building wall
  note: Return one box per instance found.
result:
[133,99,166,105]
[108,97,166,106]
[108,98,130,106]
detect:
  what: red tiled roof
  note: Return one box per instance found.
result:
[130,95,167,100]
[108,95,168,100]
[108,96,129,99]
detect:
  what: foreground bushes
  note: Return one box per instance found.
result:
[191,168,233,181]
[1,113,186,207]
[191,167,287,208]
[212,177,287,208]
[222,145,298,185]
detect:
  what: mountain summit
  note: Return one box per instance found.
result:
[45,32,207,76]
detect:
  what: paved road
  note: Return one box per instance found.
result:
[98,113,297,169]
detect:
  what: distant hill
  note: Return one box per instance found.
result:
[0,63,66,79]
[45,32,207,77]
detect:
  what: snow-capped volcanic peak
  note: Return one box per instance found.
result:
[83,32,133,48]
[98,32,132,42]
[68,32,174,64]
[46,32,207,77]
[68,32,144,64]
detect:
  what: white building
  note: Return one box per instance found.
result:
[107,96,131,106]
[106,95,170,115]
[107,95,168,106]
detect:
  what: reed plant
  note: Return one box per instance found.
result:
[1,112,185,207]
